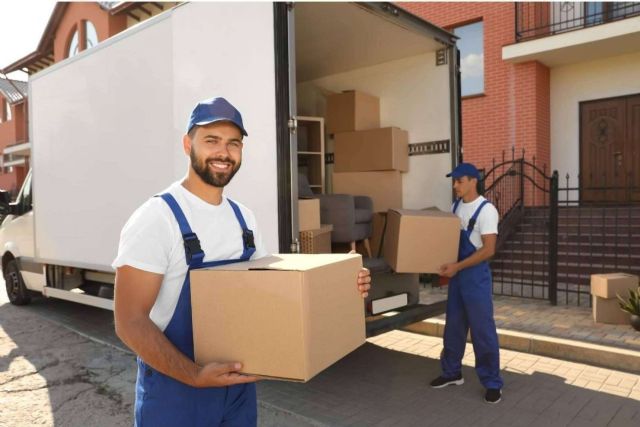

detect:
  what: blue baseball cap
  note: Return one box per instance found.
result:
[186,97,248,136]
[446,162,480,180]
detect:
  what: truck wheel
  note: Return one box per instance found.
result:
[4,260,31,305]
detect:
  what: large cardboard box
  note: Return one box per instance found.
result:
[332,171,402,213]
[334,127,409,173]
[590,273,639,299]
[592,295,630,324]
[383,209,460,273]
[326,90,380,134]
[300,224,333,254]
[298,199,321,231]
[190,254,365,382]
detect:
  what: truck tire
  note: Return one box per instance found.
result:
[4,260,31,306]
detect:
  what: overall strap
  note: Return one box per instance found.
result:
[452,199,462,214]
[467,200,491,233]
[227,198,256,260]
[157,193,204,268]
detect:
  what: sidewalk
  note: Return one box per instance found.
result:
[410,291,640,373]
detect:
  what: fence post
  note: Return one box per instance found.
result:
[548,171,559,305]
[519,157,525,210]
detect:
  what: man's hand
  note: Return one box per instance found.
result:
[357,268,371,298]
[191,362,260,388]
[439,263,460,278]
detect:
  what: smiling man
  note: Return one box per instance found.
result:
[430,162,504,404]
[112,97,371,426]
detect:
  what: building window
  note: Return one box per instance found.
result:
[453,21,484,97]
[86,21,98,49]
[67,20,99,58]
[68,26,80,58]
[5,100,11,122]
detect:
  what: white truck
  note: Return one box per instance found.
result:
[0,2,460,336]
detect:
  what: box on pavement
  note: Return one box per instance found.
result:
[590,273,639,299]
[592,295,630,324]
[383,209,460,273]
[190,254,365,382]
[300,224,333,254]
[298,199,321,231]
[326,90,380,134]
[334,127,409,172]
[332,171,402,213]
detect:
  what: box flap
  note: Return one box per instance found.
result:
[205,254,362,272]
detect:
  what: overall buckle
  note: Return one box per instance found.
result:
[183,233,203,264]
[243,229,255,249]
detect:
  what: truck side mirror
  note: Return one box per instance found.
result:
[0,190,11,215]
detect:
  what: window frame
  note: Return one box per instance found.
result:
[451,19,485,98]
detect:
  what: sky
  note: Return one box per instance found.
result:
[0,0,58,81]
[453,21,484,97]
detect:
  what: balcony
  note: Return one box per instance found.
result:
[516,2,640,42]
[504,2,640,66]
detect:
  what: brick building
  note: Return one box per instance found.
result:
[400,2,640,203]
[0,78,28,195]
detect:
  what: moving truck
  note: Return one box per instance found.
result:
[0,2,460,336]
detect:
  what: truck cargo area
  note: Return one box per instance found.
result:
[294,2,453,334]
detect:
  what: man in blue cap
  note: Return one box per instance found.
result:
[430,162,504,404]
[112,97,372,426]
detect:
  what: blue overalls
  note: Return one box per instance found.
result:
[441,199,503,390]
[134,193,257,427]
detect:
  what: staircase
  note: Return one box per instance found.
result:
[491,205,640,306]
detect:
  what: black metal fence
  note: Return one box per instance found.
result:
[482,150,640,306]
[516,2,640,42]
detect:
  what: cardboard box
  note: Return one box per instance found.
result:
[593,295,630,324]
[383,209,460,273]
[300,224,333,254]
[368,212,387,258]
[298,199,321,231]
[590,273,639,299]
[326,90,380,134]
[190,254,365,382]
[334,127,409,172]
[332,171,402,213]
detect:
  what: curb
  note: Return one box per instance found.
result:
[402,318,640,374]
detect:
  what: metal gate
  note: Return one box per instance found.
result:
[480,149,558,304]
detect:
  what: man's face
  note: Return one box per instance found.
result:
[186,121,243,188]
[453,176,476,199]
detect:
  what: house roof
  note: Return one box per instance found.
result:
[0,78,27,104]
[1,2,155,75]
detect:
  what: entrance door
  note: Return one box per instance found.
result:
[580,94,640,203]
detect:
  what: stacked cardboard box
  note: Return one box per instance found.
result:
[300,224,333,254]
[590,273,639,324]
[298,199,320,232]
[327,90,408,213]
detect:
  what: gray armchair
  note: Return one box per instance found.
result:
[298,174,373,256]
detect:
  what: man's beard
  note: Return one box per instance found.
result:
[190,148,241,188]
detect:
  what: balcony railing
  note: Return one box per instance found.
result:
[516,2,640,42]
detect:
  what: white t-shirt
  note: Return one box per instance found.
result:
[112,181,268,331]
[451,196,499,249]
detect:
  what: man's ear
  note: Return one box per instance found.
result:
[183,134,191,156]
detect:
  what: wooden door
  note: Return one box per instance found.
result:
[628,95,640,202]
[580,95,640,203]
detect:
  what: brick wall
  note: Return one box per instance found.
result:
[397,2,551,175]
